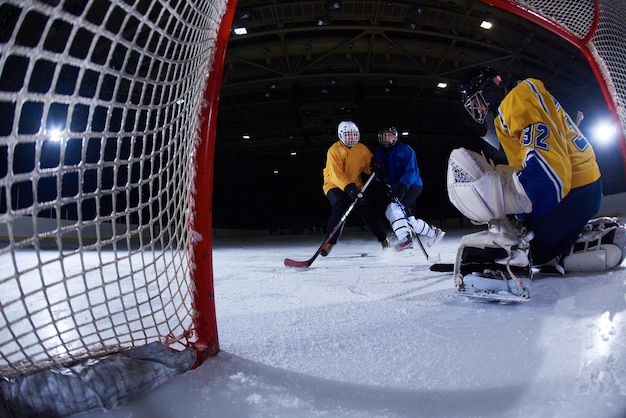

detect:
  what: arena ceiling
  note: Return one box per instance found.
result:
[212,0,610,229]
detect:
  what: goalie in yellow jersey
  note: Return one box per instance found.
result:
[446,67,625,302]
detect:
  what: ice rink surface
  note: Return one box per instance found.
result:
[74,211,626,418]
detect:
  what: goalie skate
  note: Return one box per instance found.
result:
[457,269,532,303]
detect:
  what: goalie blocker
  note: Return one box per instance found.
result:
[447,148,626,302]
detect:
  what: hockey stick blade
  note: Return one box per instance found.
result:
[429,263,454,272]
[283,257,313,268]
[284,173,377,269]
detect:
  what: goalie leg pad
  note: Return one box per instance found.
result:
[454,219,532,300]
[563,246,622,272]
[563,217,626,271]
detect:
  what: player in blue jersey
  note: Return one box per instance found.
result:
[371,127,444,251]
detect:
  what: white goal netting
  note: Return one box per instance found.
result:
[0,0,227,385]
[501,0,626,145]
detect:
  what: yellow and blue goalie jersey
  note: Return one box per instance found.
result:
[494,78,601,220]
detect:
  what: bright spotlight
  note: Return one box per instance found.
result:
[590,120,616,145]
[48,128,62,142]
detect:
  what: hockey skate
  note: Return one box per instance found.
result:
[424,227,445,248]
[459,268,532,303]
[394,235,413,252]
[455,219,533,303]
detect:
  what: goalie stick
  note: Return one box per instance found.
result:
[284,173,376,268]
[429,263,454,272]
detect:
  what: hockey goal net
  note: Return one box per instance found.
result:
[486,0,626,162]
[0,0,230,415]
[0,0,624,415]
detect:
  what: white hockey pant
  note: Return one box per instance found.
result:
[447,148,532,223]
[563,217,626,272]
[409,216,434,237]
[385,202,410,240]
[385,202,434,240]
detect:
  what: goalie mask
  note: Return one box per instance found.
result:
[338,121,360,147]
[378,127,398,148]
[459,67,507,124]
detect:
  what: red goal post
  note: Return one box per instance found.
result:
[0,0,235,415]
[483,0,626,173]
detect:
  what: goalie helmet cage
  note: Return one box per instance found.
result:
[0,0,624,415]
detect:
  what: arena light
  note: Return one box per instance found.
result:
[480,20,493,30]
[316,15,331,26]
[590,120,616,145]
[236,10,252,20]
[47,128,62,142]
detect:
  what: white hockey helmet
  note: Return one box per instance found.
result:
[337,121,360,147]
[378,127,398,148]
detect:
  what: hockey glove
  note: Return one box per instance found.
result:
[370,157,388,183]
[390,182,407,201]
[344,183,362,202]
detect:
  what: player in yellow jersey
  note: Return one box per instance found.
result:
[445,67,625,301]
[320,121,389,256]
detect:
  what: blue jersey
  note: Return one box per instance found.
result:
[373,142,423,189]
